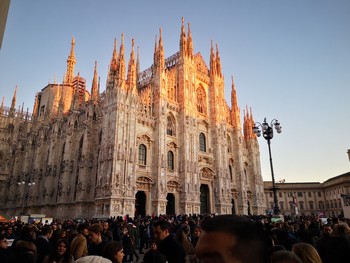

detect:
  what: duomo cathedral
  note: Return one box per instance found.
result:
[0,19,266,218]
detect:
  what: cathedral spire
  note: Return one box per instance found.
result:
[209,41,216,76]
[91,61,99,103]
[117,33,126,87]
[216,43,222,77]
[10,85,17,110]
[110,38,118,72]
[231,76,241,129]
[127,39,137,93]
[179,17,187,57]
[158,28,165,69]
[65,37,76,84]
[187,22,193,58]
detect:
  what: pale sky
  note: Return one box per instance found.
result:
[1,0,349,183]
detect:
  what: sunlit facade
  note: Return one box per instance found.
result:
[0,19,265,218]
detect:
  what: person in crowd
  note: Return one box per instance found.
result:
[126,219,139,262]
[70,223,89,260]
[111,222,122,242]
[138,220,147,254]
[42,239,74,263]
[174,227,195,261]
[121,227,133,263]
[315,224,332,262]
[49,224,60,247]
[5,226,17,240]
[190,225,202,247]
[270,250,302,263]
[142,240,166,263]
[318,222,350,263]
[153,220,186,263]
[194,214,270,263]
[0,234,12,263]
[102,222,113,242]
[35,225,53,263]
[292,242,322,263]
[102,241,125,263]
[88,223,110,256]
[10,225,37,263]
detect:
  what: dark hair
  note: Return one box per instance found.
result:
[88,223,103,234]
[102,241,123,263]
[41,225,53,236]
[47,239,72,263]
[200,215,270,263]
[153,220,169,231]
[77,223,89,233]
[271,250,302,263]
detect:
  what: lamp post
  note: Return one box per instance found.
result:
[18,175,35,215]
[253,118,282,215]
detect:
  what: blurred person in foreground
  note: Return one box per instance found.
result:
[102,241,125,263]
[42,239,74,263]
[195,215,270,263]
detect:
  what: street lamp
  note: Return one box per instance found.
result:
[18,175,35,215]
[253,118,282,215]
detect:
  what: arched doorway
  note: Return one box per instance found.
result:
[200,184,210,214]
[247,200,251,215]
[231,199,236,215]
[135,191,146,217]
[166,193,175,215]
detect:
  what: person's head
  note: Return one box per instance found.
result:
[153,220,170,242]
[102,222,109,232]
[149,240,158,251]
[292,243,322,263]
[271,250,302,263]
[193,225,202,238]
[41,225,53,238]
[88,223,103,245]
[322,225,332,237]
[6,226,13,235]
[195,215,269,263]
[102,241,124,263]
[78,223,89,236]
[332,222,350,237]
[56,239,70,257]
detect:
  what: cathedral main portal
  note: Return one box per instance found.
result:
[135,191,146,217]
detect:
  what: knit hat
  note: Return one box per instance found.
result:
[74,255,112,263]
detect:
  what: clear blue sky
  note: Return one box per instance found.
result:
[1,0,349,183]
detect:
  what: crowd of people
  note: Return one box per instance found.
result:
[0,213,349,263]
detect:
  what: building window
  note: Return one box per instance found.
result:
[289,201,294,210]
[167,151,174,170]
[229,165,233,181]
[279,192,282,198]
[287,192,293,197]
[299,201,304,210]
[269,193,273,198]
[270,202,274,209]
[199,133,206,152]
[297,192,303,197]
[138,144,147,165]
[319,201,324,209]
[318,192,322,197]
[279,202,284,210]
[309,201,314,210]
[308,192,312,197]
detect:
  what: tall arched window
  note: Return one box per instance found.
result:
[167,151,174,170]
[199,133,206,152]
[229,165,233,181]
[227,135,232,153]
[138,144,147,165]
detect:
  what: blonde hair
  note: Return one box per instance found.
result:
[292,243,322,263]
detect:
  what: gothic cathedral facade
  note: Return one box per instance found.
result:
[0,19,266,218]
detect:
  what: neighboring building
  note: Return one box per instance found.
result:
[264,172,350,217]
[0,0,10,49]
[0,19,265,218]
